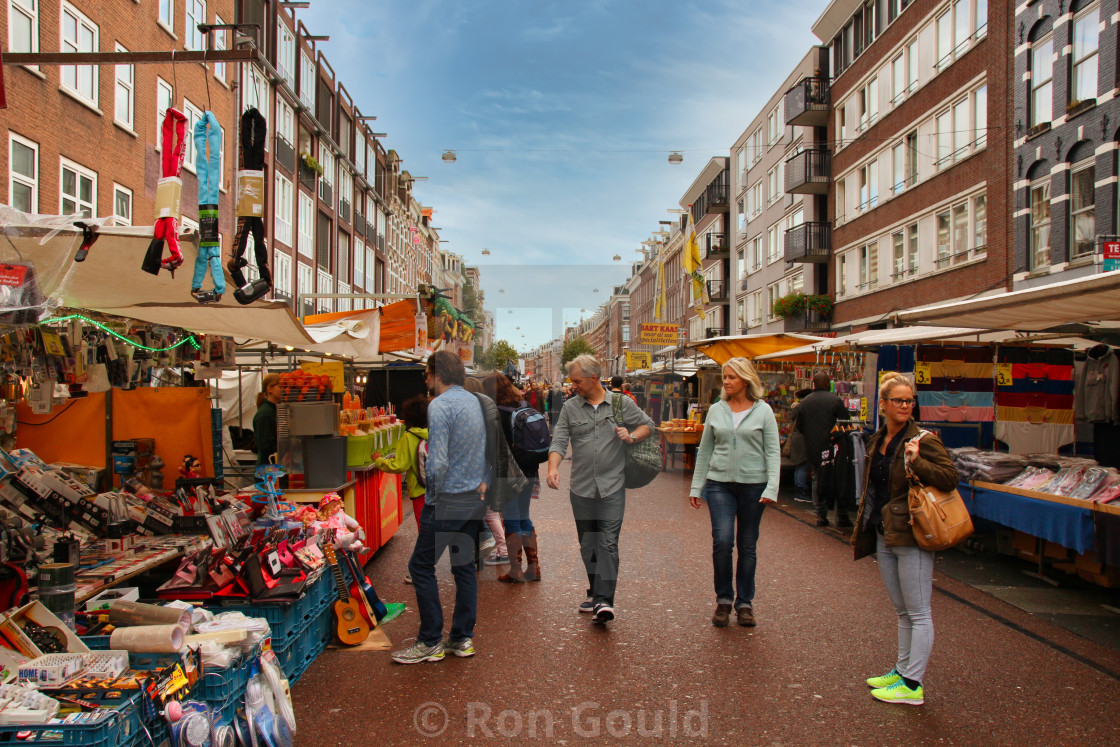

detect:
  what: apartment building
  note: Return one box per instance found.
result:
[680,158,732,340]
[603,285,631,376]
[1013,0,1117,289]
[817,0,1011,327]
[1,0,238,244]
[736,46,831,334]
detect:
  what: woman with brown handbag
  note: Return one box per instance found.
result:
[851,372,958,706]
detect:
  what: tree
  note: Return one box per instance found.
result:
[561,335,596,367]
[480,339,519,372]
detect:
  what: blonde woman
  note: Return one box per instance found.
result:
[851,372,957,706]
[689,357,779,628]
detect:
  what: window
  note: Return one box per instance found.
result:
[972,194,986,254]
[936,210,951,267]
[320,148,335,194]
[936,10,952,71]
[973,85,987,148]
[297,192,314,257]
[953,0,970,52]
[936,109,952,167]
[751,236,762,270]
[297,262,314,316]
[907,222,919,273]
[276,97,294,149]
[8,134,38,213]
[112,184,132,226]
[1030,179,1051,268]
[976,0,987,38]
[767,107,780,145]
[60,3,98,107]
[892,142,904,193]
[892,230,905,279]
[114,44,134,129]
[952,202,969,261]
[184,0,205,51]
[1072,8,1099,104]
[737,149,747,187]
[1031,37,1054,127]
[750,128,763,164]
[156,77,173,143]
[838,105,847,145]
[277,20,296,90]
[952,97,969,160]
[241,65,268,116]
[891,54,905,104]
[767,167,779,204]
[274,250,292,299]
[274,173,293,247]
[736,300,746,331]
[181,100,203,173]
[838,253,848,296]
[1070,162,1095,258]
[366,246,376,290]
[60,158,96,218]
[750,181,762,216]
[837,179,847,222]
[354,236,365,289]
[858,160,877,210]
[766,283,779,319]
[299,51,316,111]
[858,77,878,131]
[212,14,227,80]
[337,231,350,282]
[9,0,39,70]
[737,199,746,235]
[159,0,174,32]
[316,211,331,270]
[767,224,780,263]
[907,38,918,92]
[316,271,332,313]
[858,242,878,289]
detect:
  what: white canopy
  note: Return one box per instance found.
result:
[754,326,993,360]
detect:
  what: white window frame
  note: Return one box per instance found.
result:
[936,209,952,267]
[298,191,314,258]
[159,0,174,34]
[837,253,848,297]
[1072,5,1099,105]
[184,0,205,52]
[1070,160,1095,259]
[274,250,293,299]
[299,50,316,111]
[59,157,96,218]
[1030,35,1054,128]
[354,236,365,290]
[182,99,203,173]
[276,97,295,149]
[60,2,98,108]
[297,262,314,314]
[366,247,376,291]
[212,14,227,81]
[891,230,906,280]
[114,43,134,130]
[156,77,174,147]
[8,133,38,214]
[907,221,919,274]
[274,172,293,247]
[316,270,333,314]
[9,0,39,72]
[767,224,780,264]
[972,194,986,256]
[112,183,132,226]
[277,20,296,91]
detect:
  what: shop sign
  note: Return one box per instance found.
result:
[914,362,931,385]
[626,351,651,370]
[996,362,1014,387]
[300,360,345,393]
[1105,241,1120,272]
[858,397,867,421]
[639,323,679,345]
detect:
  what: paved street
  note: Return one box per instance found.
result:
[293,461,1120,745]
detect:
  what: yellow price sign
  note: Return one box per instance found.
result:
[859,397,868,421]
[996,363,1014,387]
[300,360,346,393]
[914,362,931,386]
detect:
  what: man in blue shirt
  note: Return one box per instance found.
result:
[393,350,488,664]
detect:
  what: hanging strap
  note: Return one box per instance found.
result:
[195,111,222,249]
[903,429,929,480]
[142,108,189,275]
[229,108,271,288]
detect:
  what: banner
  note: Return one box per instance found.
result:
[682,212,708,320]
[639,322,680,346]
[626,351,651,370]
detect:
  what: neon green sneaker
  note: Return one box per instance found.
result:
[870,679,924,705]
[866,669,902,689]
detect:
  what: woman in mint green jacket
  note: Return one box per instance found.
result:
[688,357,780,629]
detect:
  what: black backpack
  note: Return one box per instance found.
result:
[499,405,551,463]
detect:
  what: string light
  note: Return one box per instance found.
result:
[43,314,201,352]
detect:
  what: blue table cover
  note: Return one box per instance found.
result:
[960,482,1095,553]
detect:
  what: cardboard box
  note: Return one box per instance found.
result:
[83,587,139,611]
[1044,541,1071,561]
[0,602,90,658]
[1013,531,1041,562]
[1077,567,1120,588]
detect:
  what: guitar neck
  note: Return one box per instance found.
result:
[325,545,350,602]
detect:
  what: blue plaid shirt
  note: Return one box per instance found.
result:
[424,385,487,503]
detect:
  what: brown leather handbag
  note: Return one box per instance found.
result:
[905,431,973,551]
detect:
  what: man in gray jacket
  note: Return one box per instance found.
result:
[547,354,653,624]
[796,372,850,527]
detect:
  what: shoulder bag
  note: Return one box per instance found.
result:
[611,393,661,489]
[905,430,973,551]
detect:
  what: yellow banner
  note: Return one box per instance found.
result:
[626,352,651,370]
[639,323,679,345]
[300,360,346,393]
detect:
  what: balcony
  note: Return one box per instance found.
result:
[784,149,830,195]
[784,77,830,127]
[705,234,730,259]
[707,279,729,301]
[784,222,831,263]
[690,170,731,222]
[275,136,297,174]
[319,180,333,207]
[299,161,317,192]
[339,198,351,225]
[782,308,831,333]
[355,212,367,236]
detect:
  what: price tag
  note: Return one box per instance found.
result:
[996,363,1014,387]
[859,397,868,421]
[914,362,931,385]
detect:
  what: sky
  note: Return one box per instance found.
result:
[305,0,823,353]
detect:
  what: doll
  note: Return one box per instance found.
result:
[179,455,202,479]
[297,505,319,528]
[317,492,366,553]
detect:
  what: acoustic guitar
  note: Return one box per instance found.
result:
[324,542,370,646]
[343,549,387,626]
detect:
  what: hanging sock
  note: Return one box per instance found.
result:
[192,111,225,304]
[143,108,189,276]
[229,107,272,304]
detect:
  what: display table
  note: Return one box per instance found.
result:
[658,428,702,471]
[962,481,1096,553]
[73,535,212,604]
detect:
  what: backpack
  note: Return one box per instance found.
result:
[500,405,551,463]
[413,432,428,488]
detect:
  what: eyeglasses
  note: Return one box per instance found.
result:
[886,398,916,408]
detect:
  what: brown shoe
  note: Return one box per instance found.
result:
[737,606,756,627]
[712,603,732,627]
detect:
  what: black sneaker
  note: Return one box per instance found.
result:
[578,598,595,613]
[815,517,829,527]
[592,603,615,624]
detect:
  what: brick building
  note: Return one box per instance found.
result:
[1012,0,1117,290]
[816,0,1012,328]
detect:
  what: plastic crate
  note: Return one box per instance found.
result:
[208,594,310,651]
[196,652,255,725]
[0,692,146,747]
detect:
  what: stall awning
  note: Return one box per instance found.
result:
[896,271,1120,330]
[754,326,993,360]
[686,333,826,365]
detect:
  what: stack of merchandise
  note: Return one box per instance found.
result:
[996,347,1076,455]
[998,457,1120,503]
[947,448,1029,483]
[915,346,995,449]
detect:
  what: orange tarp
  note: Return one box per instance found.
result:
[378,300,420,353]
[16,393,108,468]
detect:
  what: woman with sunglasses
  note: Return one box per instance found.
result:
[851,372,958,706]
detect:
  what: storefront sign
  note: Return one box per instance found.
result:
[914,362,931,385]
[996,362,1014,387]
[626,351,651,370]
[300,360,345,393]
[859,397,867,421]
[639,323,679,345]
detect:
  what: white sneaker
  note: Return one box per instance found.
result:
[480,536,497,553]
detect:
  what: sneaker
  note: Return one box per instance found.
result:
[480,536,497,553]
[815,517,829,527]
[445,638,475,658]
[866,669,902,689]
[404,572,413,584]
[592,603,615,624]
[736,606,756,627]
[870,680,924,705]
[578,598,595,613]
[712,603,732,628]
[482,554,509,566]
[391,640,445,665]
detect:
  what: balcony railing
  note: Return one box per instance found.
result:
[339,198,351,224]
[355,212,367,236]
[705,234,730,259]
[275,136,297,174]
[782,308,831,333]
[319,180,333,207]
[784,222,831,263]
[299,161,317,192]
[784,77,830,127]
[690,170,731,221]
[784,149,830,195]
[707,279,728,301]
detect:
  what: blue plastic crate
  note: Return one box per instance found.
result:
[196,652,255,725]
[0,692,146,747]
[208,594,310,650]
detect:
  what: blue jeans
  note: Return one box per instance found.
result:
[408,492,485,646]
[793,463,811,500]
[502,477,536,535]
[570,487,626,606]
[876,534,935,683]
[704,481,767,609]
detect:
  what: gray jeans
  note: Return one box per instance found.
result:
[570,487,626,606]
[876,534,934,684]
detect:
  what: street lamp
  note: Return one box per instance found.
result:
[442,150,457,162]
[668,152,684,164]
